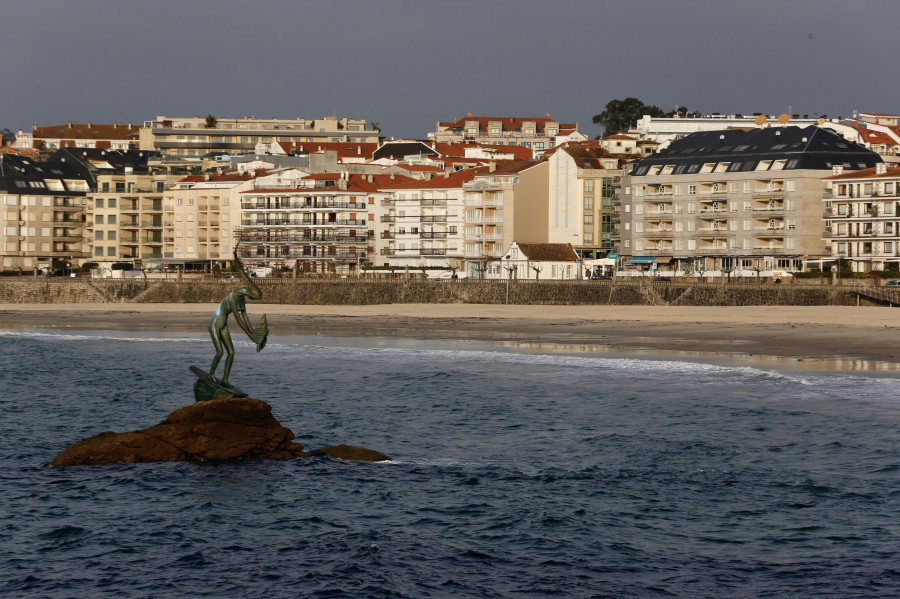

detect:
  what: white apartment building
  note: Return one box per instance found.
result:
[237,173,387,275]
[377,171,475,270]
[824,163,900,272]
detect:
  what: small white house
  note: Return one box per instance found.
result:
[495,242,580,280]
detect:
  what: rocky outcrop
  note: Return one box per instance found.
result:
[49,398,390,466]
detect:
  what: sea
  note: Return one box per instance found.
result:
[2,328,900,599]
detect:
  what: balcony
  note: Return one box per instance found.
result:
[420,231,447,239]
[381,215,394,223]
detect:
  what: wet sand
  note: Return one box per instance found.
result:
[2,303,900,366]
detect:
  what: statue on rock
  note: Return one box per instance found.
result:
[191,242,268,402]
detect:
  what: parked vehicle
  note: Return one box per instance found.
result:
[884,280,900,287]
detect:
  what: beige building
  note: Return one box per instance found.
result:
[429,114,582,156]
[0,155,91,272]
[621,125,881,276]
[824,163,900,272]
[140,115,381,160]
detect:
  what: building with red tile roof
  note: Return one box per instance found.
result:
[29,122,140,152]
[823,163,900,272]
[429,113,583,157]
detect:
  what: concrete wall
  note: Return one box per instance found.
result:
[0,277,864,306]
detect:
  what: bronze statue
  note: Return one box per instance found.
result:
[191,243,268,401]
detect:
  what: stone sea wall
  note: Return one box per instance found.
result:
[0,277,865,306]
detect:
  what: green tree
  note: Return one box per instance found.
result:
[204,115,218,128]
[369,121,381,133]
[1,128,15,144]
[592,98,700,136]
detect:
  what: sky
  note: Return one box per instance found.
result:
[3,0,898,140]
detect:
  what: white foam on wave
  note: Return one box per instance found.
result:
[0,329,205,344]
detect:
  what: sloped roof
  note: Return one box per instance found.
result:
[438,114,577,134]
[280,141,379,159]
[485,159,540,175]
[34,123,140,140]
[516,243,578,262]
[630,125,881,173]
[825,166,900,180]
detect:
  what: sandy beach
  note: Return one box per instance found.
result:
[3,303,900,366]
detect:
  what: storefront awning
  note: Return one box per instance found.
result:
[653,256,673,263]
[629,256,655,264]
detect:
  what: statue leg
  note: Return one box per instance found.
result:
[220,327,235,386]
[209,322,225,381]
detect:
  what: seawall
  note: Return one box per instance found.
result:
[0,277,866,306]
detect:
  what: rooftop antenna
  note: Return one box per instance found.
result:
[777,113,790,126]
[754,115,767,127]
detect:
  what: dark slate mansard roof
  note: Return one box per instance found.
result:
[629,125,881,175]
[0,154,88,195]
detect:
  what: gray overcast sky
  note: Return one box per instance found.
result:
[3,0,897,139]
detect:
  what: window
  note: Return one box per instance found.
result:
[584,214,594,225]
[188,198,195,206]
[177,198,183,206]
[95,231,103,240]
[95,215,104,224]
[787,218,796,230]
[584,196,594,210]
[886,242,894,254]
[688,185,696,195]
[115,183,125,192]
[688,203,696,214]
[187,214,195,222]
[729,182,738,193]
[108,215,116,224]
[688,240,696,250]
[584,232,593,243]
[786,180,796,192]
[108,198,116,208]
[96,198,104,208]
[584,179,594,193]
[108,231,116,240]
[94,247,103,256]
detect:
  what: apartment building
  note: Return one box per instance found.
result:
[139,115,381,159]
[540,146,624,260]
[429,114,583,155]
[462,160,539,277]
[621,125,881,276]
[237,173,388,275]
[824,163,900,272]
[0,154,90,272]
[376,170,477,270]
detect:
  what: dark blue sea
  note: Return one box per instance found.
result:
[3,329,900,598]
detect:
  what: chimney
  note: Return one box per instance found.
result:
[489,161,496,172]
[876,162,888,175]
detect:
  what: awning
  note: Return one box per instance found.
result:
[629,256,655,264]
[653,256,673,263]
